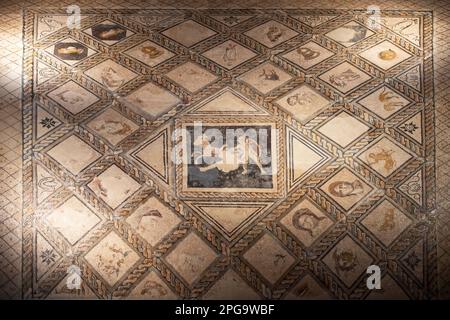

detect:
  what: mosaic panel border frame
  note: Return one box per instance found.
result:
[21,7,437,299]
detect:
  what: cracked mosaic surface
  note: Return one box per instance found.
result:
[0,0,449,300]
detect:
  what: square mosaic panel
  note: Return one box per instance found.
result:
[22,8,436,300]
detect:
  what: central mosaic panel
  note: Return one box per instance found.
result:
[176,117,283,198]
[22,8,435,299]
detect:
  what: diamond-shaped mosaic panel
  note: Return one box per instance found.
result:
[325,21,374,47]
[280,198,334,247]
[243,233,295,284]
[125,40,175,67]
[245,20,299,48]
[357,85,412,119]
[320,168,372,210]
[84,59,138,91]
[46,135,101,175]
[162,20,217,47]
[319,62,372,94]
[323,235,373,287]
[126,196,181,246]
[87,164,141,209]
[238,61,293,94]
[122,82,181,119]
[202,40,257,70]
[166,61,218,93]
[361,199,412,247]
[165,233,217,286]
[358,137,413,178]
[86,108,139,146]
[47,81,100,114]
[283,41,334,70]
[46,197,100,245]
[275,84,331,124]
[84,231,140,286]
[359,40,412,70]
[317,111,370,148]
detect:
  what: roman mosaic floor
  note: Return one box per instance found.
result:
[0,0,450,300]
